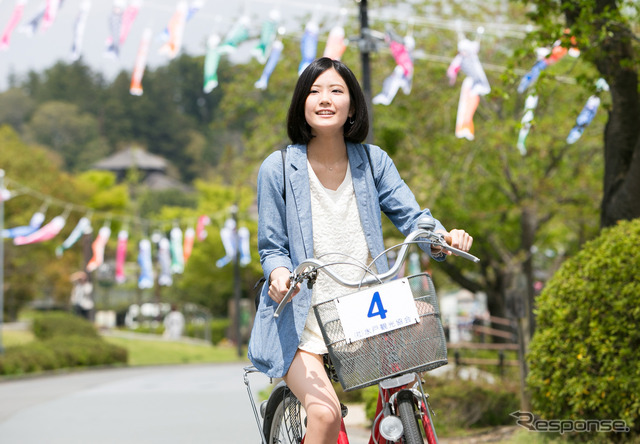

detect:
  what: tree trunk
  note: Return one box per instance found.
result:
[585,11,640,227]
[521,206,537,338]
[600,84,640,227]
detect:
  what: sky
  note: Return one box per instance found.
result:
[0,0,347,91]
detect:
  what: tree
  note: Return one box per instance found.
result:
[155,181,261,316]
[101,70,200,182]
[515,0,640,227]
[0,126,92,318]
[23,101,109,171]
[21,60,108,117]
[156,53,221,130]
[0,88,35,131]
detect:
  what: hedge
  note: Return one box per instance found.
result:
[0,312,128,376]
[360,376,519,435]
[185,319,230,345]
[527,218,640,441]
[32,311,100,340]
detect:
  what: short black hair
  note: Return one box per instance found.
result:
[287,57,369,144]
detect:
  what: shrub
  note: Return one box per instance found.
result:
[46,335,128,367]
[210,319,230,344]
[423,377,519,433]
[32,311,99,340]
[185,319,230,345]
[360,376,519,434]
[527,218,640,440]
[0,312,127,376]
[0,342,60,375]
[0,336,127,376]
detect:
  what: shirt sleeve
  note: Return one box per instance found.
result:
[368,145,448,262]
[257,151,294,280]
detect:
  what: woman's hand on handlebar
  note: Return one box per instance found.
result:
[268,267,300,304]
[434,229,474,256]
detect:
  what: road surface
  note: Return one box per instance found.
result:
[0,362,371,443]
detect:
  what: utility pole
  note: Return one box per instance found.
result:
[0,170,4,355]
[357,0,374,144]
[231,203,242,358]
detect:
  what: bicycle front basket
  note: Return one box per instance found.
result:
[313,273,447,391]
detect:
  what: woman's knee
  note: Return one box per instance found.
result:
[307,401,342,429]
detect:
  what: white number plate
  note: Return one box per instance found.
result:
[334,278,419,344]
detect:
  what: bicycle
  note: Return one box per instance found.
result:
[244,216,479,443]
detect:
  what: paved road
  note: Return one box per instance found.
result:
[0,363,271,443]
[0,363,372,444]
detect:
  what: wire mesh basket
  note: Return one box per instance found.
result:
[313,273,447,391]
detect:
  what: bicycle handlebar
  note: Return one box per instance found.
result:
[273,216,479,318]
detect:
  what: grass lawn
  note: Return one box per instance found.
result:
[103,336,249,366]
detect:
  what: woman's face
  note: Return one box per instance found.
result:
[304,67,352,137]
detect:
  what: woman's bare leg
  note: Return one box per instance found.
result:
[284,349,341,444]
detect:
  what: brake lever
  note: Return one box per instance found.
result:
[272,268,320,318]
[443,244,480,263]
[273,273,301,318]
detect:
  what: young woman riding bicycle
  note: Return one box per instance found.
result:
[248,57,473,444]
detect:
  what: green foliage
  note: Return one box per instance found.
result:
[526,218,640,439]
[372,48,602,313]
[126,318,230,346]
[0,88,35,131]
[76,170,130,211]
[515,0,639,69]
[22,60,108,116]
[31,311,99,340]
[0,312,128,376]
[23,100,108,171]
[0,336,127,376]
[0,126,95,318]
[362,385,380,421]
[103,336,240,367]
[360,376,519,434]
[76,170,118,189]
[184,319,230,345]
[426,377,520,433]
[99,57,214,183]
[161,181,263,316]
[516,0,640,227]
[174,233,247,316]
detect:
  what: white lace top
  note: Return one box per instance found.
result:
[299,161,375,354]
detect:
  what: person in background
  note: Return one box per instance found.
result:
[163,304,185,340]
[70,271,94,320]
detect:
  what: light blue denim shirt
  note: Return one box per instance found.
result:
[248,142,447,378]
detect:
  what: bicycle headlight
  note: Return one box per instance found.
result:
[379,415,403,441]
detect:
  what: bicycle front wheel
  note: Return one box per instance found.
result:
[263,384,306,444]
[397,392,423,444]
